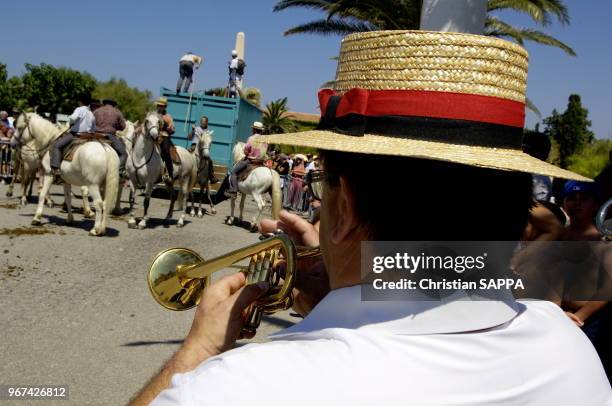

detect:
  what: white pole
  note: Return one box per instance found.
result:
[184,73,197,132]
[420,0,488,34]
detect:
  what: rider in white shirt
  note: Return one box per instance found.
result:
[51,95,95,175]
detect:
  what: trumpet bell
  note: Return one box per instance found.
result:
[148,248,209,311]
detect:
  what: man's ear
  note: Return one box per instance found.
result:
[330,176,360,244]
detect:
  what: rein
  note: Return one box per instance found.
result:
[15,114,68,158]
[130,119,158,187]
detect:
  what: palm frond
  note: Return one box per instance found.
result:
[273,0,335,12]
[488,0,570,26]
[486,17,575,55]
[283,18,375,36]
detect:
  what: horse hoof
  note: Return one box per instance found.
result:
[250,224,258,233]
[83,211,94,219]
[111,209,122,216]
[89,228,105,236]
[177,222,184,228]
[31,219,42,226]
[66,216,74,225]
[198,212,204,218]
[211,209,217,215]
[128,222,137,229]
[6,191,12,198]
[138,222,146,230]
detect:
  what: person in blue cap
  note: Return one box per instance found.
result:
[562,180,602,242]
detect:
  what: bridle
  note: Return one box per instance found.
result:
[14,113,65,158]
[130,114,163,187]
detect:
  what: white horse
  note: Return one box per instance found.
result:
[11,116,92,213]
[124,112,196,228]
[14,113,118,236]
[226,142,281,231]
[9,120,91,215]
[189,131,216,217]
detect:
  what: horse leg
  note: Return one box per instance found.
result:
[177,178,190,228]
[112,179,123,215]
[20,170,30,206]
[239,193,246,222]
[250,192,265,232]
[207,184,216,215]
[64,183,74,225]
[32,174,53,225]
[81,186,93,218]
[138,183,153,230]
[128,181,138,229]
[6,157,18,197]
[88,184,105,236]
[226,195,236,225]
[197,186,204,218]
[165,182,176,222]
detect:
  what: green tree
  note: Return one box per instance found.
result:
[543,94,594,169]
[0,64,25,111]
[21,63,97,116]
[262,97,297,134]
[93,78,153,122]
[273,0,575,55]
[567,139,612,179]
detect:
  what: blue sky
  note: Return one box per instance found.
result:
[3,0,611,139]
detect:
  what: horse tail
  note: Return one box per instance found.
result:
[270,169,281,220]
[104,149,120,223]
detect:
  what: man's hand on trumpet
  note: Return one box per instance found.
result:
[129,274,269,406]
[260,210,330,317]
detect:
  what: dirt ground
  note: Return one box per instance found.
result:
[0,182,298,406]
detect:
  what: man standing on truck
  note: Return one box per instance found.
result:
[227,50,245,99]
[177,51,202,94]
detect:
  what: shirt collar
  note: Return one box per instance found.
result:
[270,286,519,339]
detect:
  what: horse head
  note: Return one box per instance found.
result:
[13,112,34,145]
[144,112,162,141]
[197,130,213,159]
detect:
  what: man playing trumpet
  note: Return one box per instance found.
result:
[132,25,610,406]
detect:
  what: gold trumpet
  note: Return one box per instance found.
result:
[148,234,321,335]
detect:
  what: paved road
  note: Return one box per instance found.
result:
[0,182,297,406]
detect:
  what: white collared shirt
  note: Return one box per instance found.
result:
[69,106,95,133]
[152,286,611,406]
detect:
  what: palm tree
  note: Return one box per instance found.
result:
[263,97,297,134]
[244,87,262,107]
[273,0,575,55]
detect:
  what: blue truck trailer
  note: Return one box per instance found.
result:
[160,88,263,169]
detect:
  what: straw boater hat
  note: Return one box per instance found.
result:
[252,121,264,130]
[260,30,588,181]
[156,97,168,107]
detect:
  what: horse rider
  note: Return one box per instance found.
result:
[94,99,128,177]
[177,51,202,94]
[156,97,176,183]
[189,115,218,184]
[225,121,266,198]
[51,94,95,176]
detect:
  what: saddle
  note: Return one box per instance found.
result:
[170,146,181,164]
[59,133,111,162]
[237,159,266,183]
